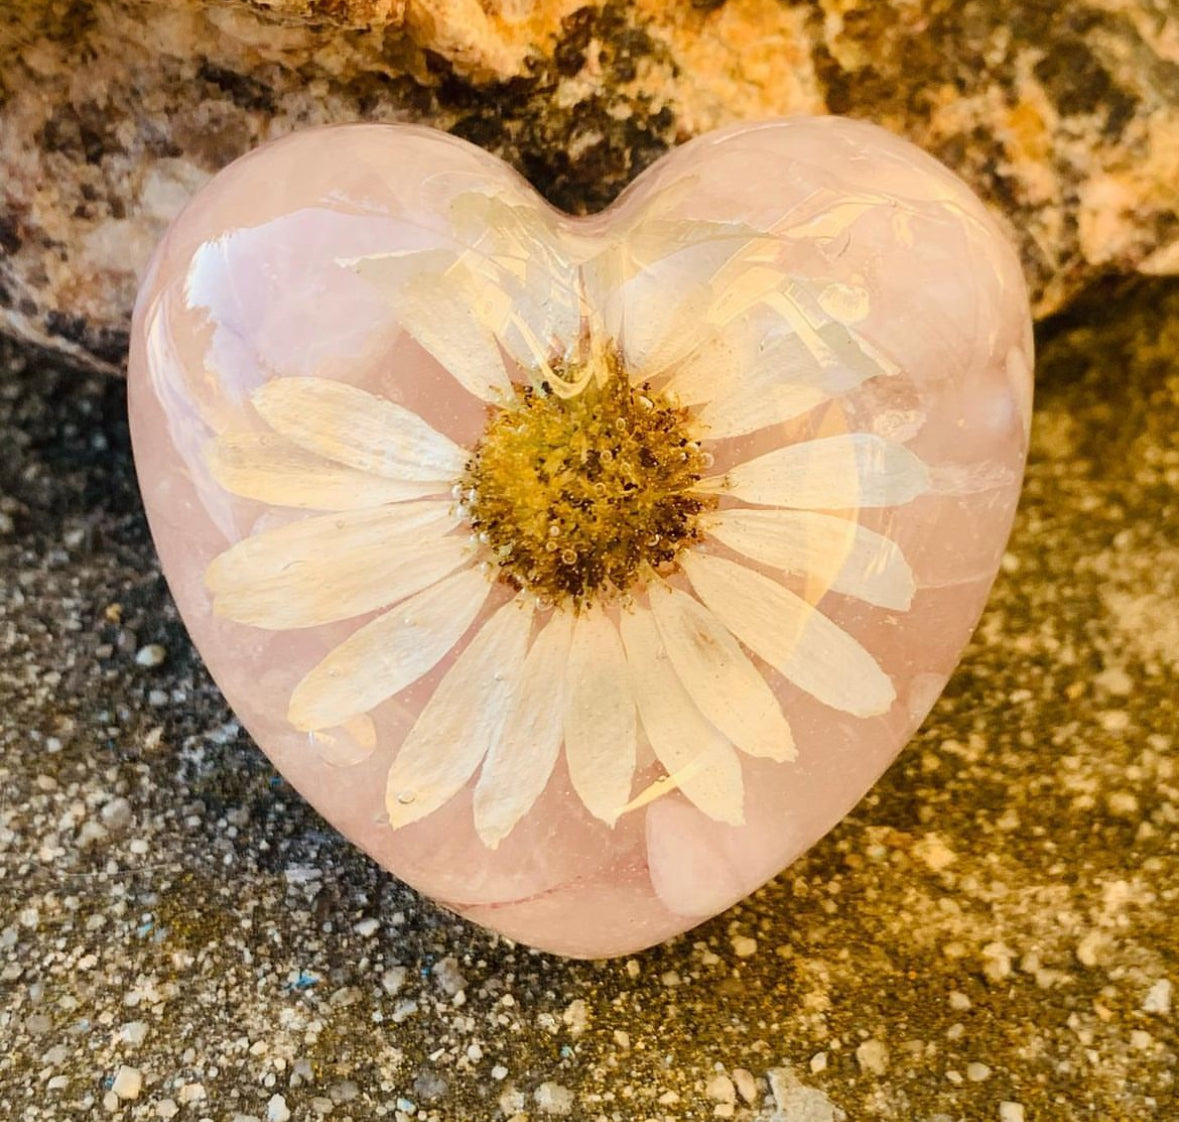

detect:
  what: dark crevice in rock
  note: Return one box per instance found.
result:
[0,212,21,255]
[197,61,279,114]
[438,3,679,213]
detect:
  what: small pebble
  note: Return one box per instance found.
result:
[177,1083,206,1103]
[731,935,758,958]
[431,956,466,998]
[412,1070,447,1102]
[732,1068,758,1104]
[499,1088,526,1115]
[1142,978,1172,1015]
[329,1080,359,1103]
[392,999,418,1023]
[267,1094,291,1122]
[948,990,972,1011]
[767,1067,840,1119]
[329,985,360,1007]
[1095,665,1133,695]
[966,1062,991,1082]
[534,1081,574,1116]
[120,1020,148,1045]
[981,942,1014,982]
[77,819,109,847]
[100,797,133,832]
[382,966,407,996]
[999,1104,1026,1122]
[111,1065,143,1101]
[1076,929,1109,967]
[135,643,166,668]
[856,1039,889,1076]
[1107,790,1139,816]
[562,998,589,1035]
[705,1074,736,1103]
[914,832,957,871]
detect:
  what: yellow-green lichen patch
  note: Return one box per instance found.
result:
[460,364,713,607]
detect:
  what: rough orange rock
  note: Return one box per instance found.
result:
[2,0,1177,372]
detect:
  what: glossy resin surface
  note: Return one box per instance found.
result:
[129,118,1033,957]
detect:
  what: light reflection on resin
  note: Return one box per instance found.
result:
[129,117,1033,957]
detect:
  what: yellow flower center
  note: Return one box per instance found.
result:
[460,357,714,608]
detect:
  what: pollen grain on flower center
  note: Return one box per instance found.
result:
[459,361,714,607]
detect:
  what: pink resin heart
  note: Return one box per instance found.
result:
[129,118,1033,958]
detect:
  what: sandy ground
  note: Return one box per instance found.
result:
[1,279,1177,1119]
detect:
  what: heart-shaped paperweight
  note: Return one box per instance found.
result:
[129,117,1032,958]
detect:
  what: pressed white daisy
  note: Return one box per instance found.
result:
[201,190,930,848]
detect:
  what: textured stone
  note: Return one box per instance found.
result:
[3,0,1179,373]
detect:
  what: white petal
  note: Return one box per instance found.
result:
[208,432,444,510]
[703,262,797,330]
[682,552,895,718]
[665,325,829,405]
[385,596,534,829]
[760,285,899,383]
[348,250,515,403]
[288,565,493,731]
[473,611,574,848]
[610,231,783,378]
[587,209,752,376]
[252,377,467,481]
[656,268,900,438]
[206,502,468,628]
[625,254,795,381]
[708,508,916,610]
[713,433,930,510]
[615,275,717,381]
[698,381,828,442]
[617,607,744,825]
[448,192,584,374]
[563,609,637,826]
[306,714,378,768]
[648,582,795,762]
[672,322,895,441]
